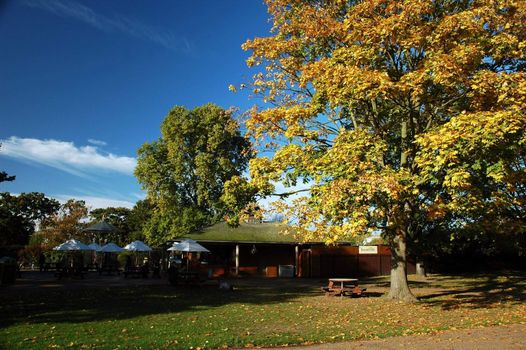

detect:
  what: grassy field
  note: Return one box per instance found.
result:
[1,272,525,349]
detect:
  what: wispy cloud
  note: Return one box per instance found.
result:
[0,136,136,176]
[22,0,191,53]
[53,194,136,209]
[87,138,107,147]
[9,192,136,210]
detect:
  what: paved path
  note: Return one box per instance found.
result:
[269,324,526,350]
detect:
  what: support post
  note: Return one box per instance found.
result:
[295,245,299,277]
[235,244,239,276]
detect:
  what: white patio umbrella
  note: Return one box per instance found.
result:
[124,240,152,252]
[53,239,92,270]
[100,243,124,253]
[98,243,124,272]
[53,239,92,251]
[168,239,210,253]
[124,240,152,266]
[88,243,102,251]
[168,239,209,271]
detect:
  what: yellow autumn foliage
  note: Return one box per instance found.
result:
[224,0,526,247]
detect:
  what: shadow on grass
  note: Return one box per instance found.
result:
[0,281,322,329]
[358,271,526,309]
[419,272,526,310]
[1,271,524,329]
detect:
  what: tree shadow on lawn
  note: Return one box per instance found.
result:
[360,271,526,310]
[0,282,323,329]
[418,272,526,310]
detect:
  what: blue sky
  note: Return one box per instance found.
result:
[0,0,271,209]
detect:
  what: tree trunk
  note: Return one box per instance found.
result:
[386,229,418,302]
[385,119,418,302]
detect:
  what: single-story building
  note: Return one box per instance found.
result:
[170,222,415,278]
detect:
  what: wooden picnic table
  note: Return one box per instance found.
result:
[322,278,366,297]
[179,271,200,283]
[169,270,203,286]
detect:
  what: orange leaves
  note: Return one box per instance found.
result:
[469,71,526,111]
[312,59,394,105]
[245,104,315,141]
[344,0,433,49]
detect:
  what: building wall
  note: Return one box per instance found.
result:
[199,242,296,277]
[196,242,414,278]
[302,245,415,277]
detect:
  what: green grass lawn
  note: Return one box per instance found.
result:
[1,272,525,349]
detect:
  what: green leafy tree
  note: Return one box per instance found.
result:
[135,103,252,245]
[227,0,526,301]
[127,199,153,242]
[0,192,60,247]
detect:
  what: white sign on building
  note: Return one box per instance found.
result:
[359,246,378,254]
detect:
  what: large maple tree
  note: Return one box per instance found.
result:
[230,0,526,301]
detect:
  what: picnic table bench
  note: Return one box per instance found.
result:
[124,266,148,278]
[55,266,85,279]
[98,265,121,276]
[44,262,59,272]
[168,269,205,286]
[321,278,366,297]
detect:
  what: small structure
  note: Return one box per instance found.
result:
[83,220,119,246]
[170,222,415,278]
[84,220,118,234]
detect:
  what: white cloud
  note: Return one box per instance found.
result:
[22,0,189,53]
[0,136,136,176]
[53,194,135,209]
[87,139,107,146]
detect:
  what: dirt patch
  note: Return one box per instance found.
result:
[268,323,526,350]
